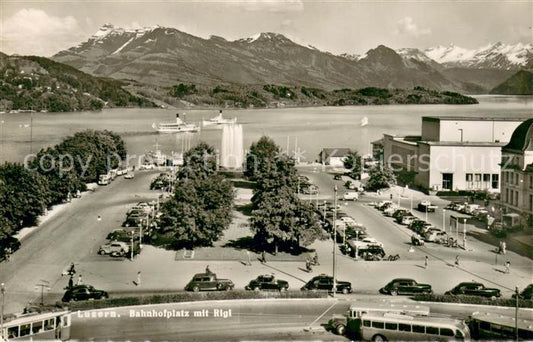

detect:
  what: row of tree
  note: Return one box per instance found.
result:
[158,143,234,249]
[247,137,322,253]
[0,130,127,248]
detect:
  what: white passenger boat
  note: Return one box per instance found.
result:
[154,113,199,133]
[202,110,237,127]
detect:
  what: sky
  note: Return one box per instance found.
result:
[0,0,532,57]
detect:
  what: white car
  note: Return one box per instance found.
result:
[342,192,359,201]
[124,172,134,179]
[401,215,417,225]
[383,205,398,217]
[360,237,383,247]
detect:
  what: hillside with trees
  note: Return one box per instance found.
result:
[159,83,478,108]
[0,54,155,112]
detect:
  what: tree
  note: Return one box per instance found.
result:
[244,136,280,179]
[158,143,234,249]
[0,163,50,229]
[343,150,362,180]
[366,166,397,191]
[250,187,321,253]
[247,136,321,253]
[178,142,217,180]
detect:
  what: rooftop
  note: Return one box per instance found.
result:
[503,118,533,153]
[320,148,352,158]
[419,141,507,147]
[423,116,528,122]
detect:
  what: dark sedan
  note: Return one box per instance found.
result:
[380,278,432,296]
[245,274,289,291]
[301,274,352,294]
[62,285,108,302]
[445,282,501,299]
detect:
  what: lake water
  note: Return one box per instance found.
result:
[0,95,531,164]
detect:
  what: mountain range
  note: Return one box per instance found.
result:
[51,24,532,95]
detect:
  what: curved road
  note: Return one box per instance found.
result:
[0,170,162,314]
[69,298,532,341]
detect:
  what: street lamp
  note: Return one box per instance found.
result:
[1,283,4,341]
[463,218,467,249]
[515,286,519,341]
[443,209,446,235]
[332,185,338,296]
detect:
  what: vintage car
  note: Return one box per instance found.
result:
[301,274,352,294]
[98,241,130,257]
[380,278,432,296]
[245,274,289,291]
[445,282,501,298]
[62,285,108,302]
[184,272,234,292]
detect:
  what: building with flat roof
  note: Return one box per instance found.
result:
[381,116,526,192]
[500,118,533,229]
[319,148,352,167]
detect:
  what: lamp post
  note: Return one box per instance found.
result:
[443,209,446,235]
[515,286,519,341]
[1,283,4,341]
[463,218,467,249]
[332,185,338,297]
[130,231,134,261]
[323,200,327,227]
[458,128,463,143]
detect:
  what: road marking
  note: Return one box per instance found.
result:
[306,300,338,330]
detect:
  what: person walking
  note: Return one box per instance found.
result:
[137,271,142,286]
[454,255,460,267]
[424,256,428,269]
[261,251,266,263]
[77,274,83,285]
[205,265,211,274]
[501,241,507,255]
[246,251,251,266]
[505,260,510,274]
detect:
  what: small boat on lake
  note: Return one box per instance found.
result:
[153,113,199,133]
[202,110,237,127]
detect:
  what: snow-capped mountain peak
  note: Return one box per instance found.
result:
[424,42,532,70]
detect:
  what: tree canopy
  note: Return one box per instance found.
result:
[366,166,397,191]
[158,142,234,249]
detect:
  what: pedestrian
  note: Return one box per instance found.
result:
[505,260,510,274]
[501,241,507,255]
[246,251,251,266]
[205,265,211,274]
[77,274,83,285]
[97,215,102,221]
[390,193,393,200]
[68,277,73,289]
[455,255,460,267]
[424,256,428,269]
[261,251,266,263]
[137,271,142,286]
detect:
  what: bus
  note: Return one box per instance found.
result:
[359,311,470,341]
[469,311,533,340]
[2,310,71,341]
[329,301,430,336]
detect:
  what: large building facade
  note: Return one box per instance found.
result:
[500,119,533,228]
[381,116,525,192]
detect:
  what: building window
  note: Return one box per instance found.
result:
[529,175,533,189]
[529,195,533,212]
[483,174,490,182]
[515,191,519,206]
[466,173,473,182]
[475,174,482,182]
[491,174,499,189]
[505,189,509,204]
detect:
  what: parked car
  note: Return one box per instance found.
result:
[245,274,289,291]
[122,212,148,227]
[445,282,501,299]
[62,285,108,302]
[424,228,446,242]
[357,245,386,260]
[360,237,383,247]
[302,184,319,195]
[418,201,437,212]
[383,205,399,217]
[185,272,234,292]
[409,220,432,234]
[124,172,134,179]
[342,192,358,201]
[379,278,432,296]
[411,233,425,246]
[393,209,410,222]
[401,215,417,225]
[98,241,130,257]
[301,274,352,294]
[0,236,21,261]
[513,284,533,300]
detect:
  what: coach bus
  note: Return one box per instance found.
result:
[329,301,430,336]
[2,310,71,341]
[469,311,533,340]
[358,311,470,341]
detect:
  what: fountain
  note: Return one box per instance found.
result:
[220,123,244,169]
